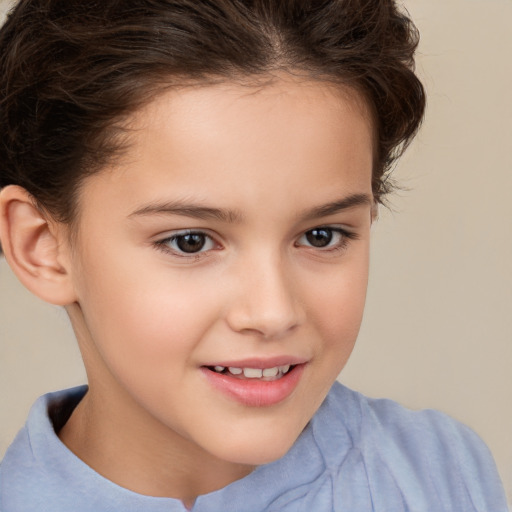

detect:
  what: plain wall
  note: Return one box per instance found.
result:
[0,0,511,504]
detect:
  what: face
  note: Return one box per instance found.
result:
[65,76,374,469]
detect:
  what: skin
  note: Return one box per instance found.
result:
[2,76,375,507]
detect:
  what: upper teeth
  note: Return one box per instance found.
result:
[212,365,291,378]
[262,367,278,377]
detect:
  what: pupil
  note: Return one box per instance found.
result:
[177,233,205,253]
[306,228,332,248]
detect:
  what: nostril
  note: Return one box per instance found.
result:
[226,301,301,339]
[225,268,303,338]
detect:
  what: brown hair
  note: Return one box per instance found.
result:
[0,0,425,244]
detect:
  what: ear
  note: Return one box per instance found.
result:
[0,185,77,305]
[371,200,379,223]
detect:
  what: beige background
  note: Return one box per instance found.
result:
[1,0,511,504]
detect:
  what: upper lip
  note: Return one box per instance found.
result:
[202,355,309,369]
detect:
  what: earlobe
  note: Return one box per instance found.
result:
[0,185,77,306]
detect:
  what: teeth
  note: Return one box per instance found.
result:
[211,364,294,378]
[243,368,263,378]
[262,367,279,377]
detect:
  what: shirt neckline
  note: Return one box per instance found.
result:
[27,385,348,512]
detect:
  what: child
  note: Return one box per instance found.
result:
[0,0,508,510]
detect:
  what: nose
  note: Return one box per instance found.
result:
[225,252,304,339]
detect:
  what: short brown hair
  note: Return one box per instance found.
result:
[0,0,425,232]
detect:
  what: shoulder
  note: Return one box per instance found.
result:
[0,386,88,511]
[312,382,508,511]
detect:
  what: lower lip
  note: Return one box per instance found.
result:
[201,364,305,407]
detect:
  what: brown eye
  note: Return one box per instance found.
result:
[156,231,216,255]
[175,233,207,253]
[296,226,355,252]
[305,228,334,248]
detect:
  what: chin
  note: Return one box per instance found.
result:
[212,426,302,467]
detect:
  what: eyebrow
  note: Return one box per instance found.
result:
[299,193,373,221]
[128,193,372,223]
[128,200,243,223]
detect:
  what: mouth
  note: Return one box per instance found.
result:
[201,361,306,407]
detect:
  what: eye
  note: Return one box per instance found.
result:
[304,228,335,248]
[155,230,216,255]
[296,227,354,250]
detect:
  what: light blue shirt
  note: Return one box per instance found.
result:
[1,383,508,511]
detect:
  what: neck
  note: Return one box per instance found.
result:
[58,382,254,507]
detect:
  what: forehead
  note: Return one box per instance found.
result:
[133,75,375,159]
[77,76,374,221]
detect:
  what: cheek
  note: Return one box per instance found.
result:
[74,254,221,379]
[313,250,369,318]
[306,252,369,361]
[324,273,367,339]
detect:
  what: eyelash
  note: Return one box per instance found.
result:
[295,227,358,252]
[153,226,358,259]
[153,230,218,259]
